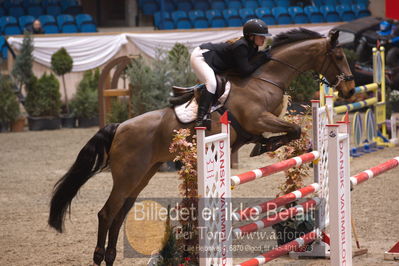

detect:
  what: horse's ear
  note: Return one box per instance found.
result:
[328,30,339,48]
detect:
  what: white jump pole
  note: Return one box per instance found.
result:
[196,113,232,266]
[327,122,352,266]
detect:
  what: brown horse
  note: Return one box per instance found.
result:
[48,29,355,265]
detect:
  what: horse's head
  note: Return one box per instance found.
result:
[317,30,355,99]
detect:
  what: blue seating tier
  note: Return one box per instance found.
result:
[142,0,370,30]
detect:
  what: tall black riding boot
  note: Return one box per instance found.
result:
[195,89,214,128]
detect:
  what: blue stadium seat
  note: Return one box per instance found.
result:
[227,0,242,10]
[320,5,341,22]
[275,0,290,7]
[0,36,7,59]
[0,7,5,17]
[336,4,356,21]
[19,15,34,29]
[27,5,44,17]
[312,0,323,6]
[61,22,78,33]
[60,0,78,11]
[42,0,60,6]
[57,14,74,28]
[75,14,94,26]
[193,0,210,11]
[3,23,22,35]
[45,5,62,16]
[0,16,18,32]
[171,10,192,29]
[223,9,242,27]
[255,7,276,25]
[3,0,23,10]
[153,11,174,29]
[244,0,259,9]
[352,3,370,18]
[9,5,25,18]
[272,6,293,25]
[141,0,158,15]
[288,7,309,24]
[354,0,368,3]
[160,0,175,12]
[258,0,275,9]
[79,21,97,32]
[239,8,257,21]
[206,9,226,28]
[23,0,42,8]
[211,0,226,10]
[175,0,192,12]
[188,10,209,29]
[325,0,338,5]
[63,6,82,15]
[43,23,59,33]
[38,15,56,25]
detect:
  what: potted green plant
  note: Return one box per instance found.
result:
[51,47,74,128]
[0,75,21,132]
[25,73,62,130]
[389,90,399,113]
[12,32,34,103]
[70,69,99,127]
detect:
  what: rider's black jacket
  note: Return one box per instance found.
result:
[199,37,269,75]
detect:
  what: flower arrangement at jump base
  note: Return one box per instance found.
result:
[266,102,315,246]
[155,128,199,266]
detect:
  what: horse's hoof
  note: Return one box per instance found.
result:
[250,143,267,157]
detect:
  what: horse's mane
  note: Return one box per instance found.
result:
[271,28,323,49]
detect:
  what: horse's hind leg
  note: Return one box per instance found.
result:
[93,185,131,266]
[104,163,163,266]
[103,197,135,266]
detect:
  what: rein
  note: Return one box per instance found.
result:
[254,47,354,91]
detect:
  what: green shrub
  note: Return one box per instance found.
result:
[12,32,34,89]
[288,71,318,102]
[25,73,61,117]
[106,99,129,123]
[70,69,99,119]
[51,47,73,76]
[127,43,197,116]
[51,47,73,113]
[0,75,20,123]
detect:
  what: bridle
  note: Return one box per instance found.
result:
[255,45,354,91]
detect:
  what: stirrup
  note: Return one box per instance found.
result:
[195,114,212,130]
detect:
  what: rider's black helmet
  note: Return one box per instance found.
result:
[243,19,272,39]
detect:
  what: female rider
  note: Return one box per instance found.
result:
[190,19,272,127]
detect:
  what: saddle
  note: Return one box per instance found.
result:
[170,75,231,124]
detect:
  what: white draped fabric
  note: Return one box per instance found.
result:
[7,24,336,72]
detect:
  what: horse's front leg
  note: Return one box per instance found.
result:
[247,111,301,157]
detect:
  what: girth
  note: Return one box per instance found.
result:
[217,107,261,152]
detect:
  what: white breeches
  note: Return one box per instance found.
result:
[190,47,217,94]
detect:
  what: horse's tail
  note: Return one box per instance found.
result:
[48,123,120,233]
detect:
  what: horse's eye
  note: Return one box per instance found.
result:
[336,55,344,60]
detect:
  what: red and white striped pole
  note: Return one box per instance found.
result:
[233,183,320,221]
[230,151,319,186]
[233,198,320,236]
[236,230,320,266]
[350,157,399,185]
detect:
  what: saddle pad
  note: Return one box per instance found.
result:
[174,81,231,124]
